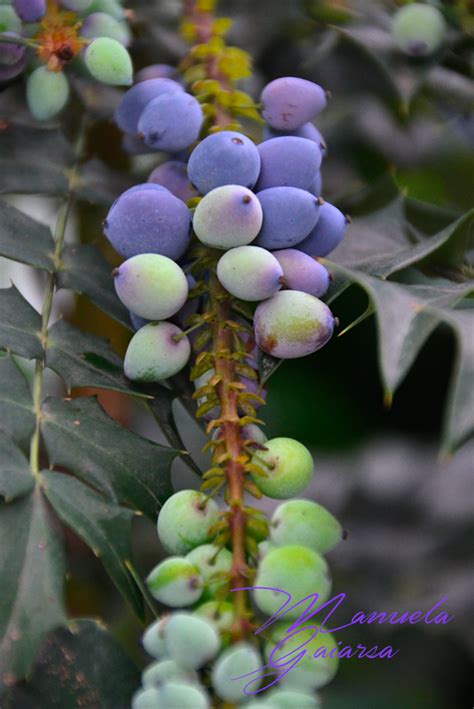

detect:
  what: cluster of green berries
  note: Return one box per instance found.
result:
[132,484,342,707]
[0,0,132,119]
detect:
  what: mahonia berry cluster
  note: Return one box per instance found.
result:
[0,0,132,119]
[106,69,348,707]
[102,3,351,706]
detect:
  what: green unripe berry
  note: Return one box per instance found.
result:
[268,688,321,708]
[254,545,331,618]
[164,612,219,669]
[194,600,235,635]
[114,254,188,321]
[0,6,21,33]
[392,3,446,57]
[156,682,210,708]
[124,322,191,382]
[84,37,133,85]
[142,659,198,689]
[270,499,343,554]
[157,490,220,555]
[243,702,280,709]
[193,185,263,249]
[131,687,160,709]
[251,437,313,499]
[186,544,232,600]
[81,12,131,46]
[211,641,263,702]
[142,617,168,658]
[146,556,203,607]
[26,67,70,121]
[265,622,338,690]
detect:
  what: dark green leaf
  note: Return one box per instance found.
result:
[41,396,176,517]
[329,263,474,415]
[45,320,144,396]
[147,384,202,477]
[0,432,34,501]
[42,472,143,619]
[257,349,283,386]
[0,286,42,359]
[0,125,73,196]
[0,353,35,449]
[0,488,66,690]
[58,245,132,329]
[1,619,140,708]
[0,201,54,272]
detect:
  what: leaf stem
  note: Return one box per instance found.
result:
[29,122,88,477]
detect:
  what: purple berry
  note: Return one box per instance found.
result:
[114,78,184,135]
[12,0,45,22]
[256,136,322,191]
[138,92,203,152]
[255,187,320,250]
[274,249,329,297]
[297,201,348,257]
[148,160,198,202]
[261,76,327,131]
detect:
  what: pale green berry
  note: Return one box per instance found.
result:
[157,490,219,555]
[80,12,131,46]
[243,702,280,709]
[251,437,313,499]
[26,67,70,121]
[146,557,203,607]
[114,254,188,321]
[186,544,232,600]
[142,659,198,688]
[268,688,320,708]
[0,6,21,34]
[142,617,168,658]
[124,322,191,382]
[193,185,263,249]
[164,612,219,669]
[211,641,263,702]
[131,687,160,709]
[194,600,235,635]
[270,500,343,554]
[392,3,446,57]
[254,545,331,618]
[257,540,276,559]
[84,37,133,86]
[156,681,210,709]
[265,622,338,690]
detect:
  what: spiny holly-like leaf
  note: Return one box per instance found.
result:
[0,124,74,196]
[0,353,35,450]
[435,308,474,454]
[58,244,132,329]
[0,201,54,272]
[1,619,140,708]
[331,263,473,390]
[333,200,473,278]
[45,320,144,396]
[41,396,177,517]
[0,286,42,359]
[0,432,34,501]
[0,487,66,691]
[42,472,144,619]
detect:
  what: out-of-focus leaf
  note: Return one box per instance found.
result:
[45,320,144,396]
[257,349,283,386]
[435,308,474,454]
[0,488,66,690]
[0,286,42,360]
[0,432,34,501]
[0,353,35,450]
[332,202,473,278]
[42,472,144,619]
[0,201,54,272]
[0,125,73,196]
[77,159,134,207]
[58,245,132,329]
[41,396,176,517]
[1,619,140,708]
